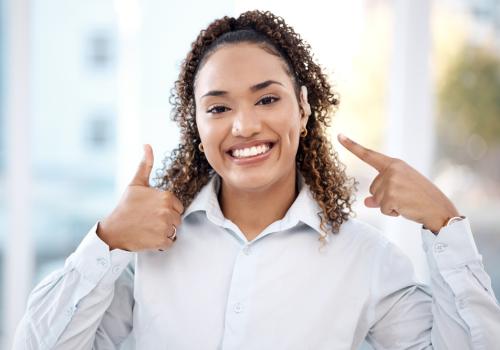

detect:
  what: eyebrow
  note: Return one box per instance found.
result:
[201,80,284,99]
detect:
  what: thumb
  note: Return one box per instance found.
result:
[130,144,154,186]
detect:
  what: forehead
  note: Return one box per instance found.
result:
[194,43,293,96]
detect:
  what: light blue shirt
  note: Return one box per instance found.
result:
[13,175,500,349]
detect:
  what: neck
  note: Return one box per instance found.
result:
[219,171,298,241]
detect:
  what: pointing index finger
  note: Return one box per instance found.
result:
[337,133,391,172]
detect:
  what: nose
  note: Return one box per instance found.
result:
[232,107,261,137]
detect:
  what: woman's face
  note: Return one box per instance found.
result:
[194,43,310,193]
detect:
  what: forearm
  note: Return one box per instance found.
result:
[12,223,133,350]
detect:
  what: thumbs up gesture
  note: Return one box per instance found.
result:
[337,134,460,233]
[97,144,184,251]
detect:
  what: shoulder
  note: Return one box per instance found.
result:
[336,218,416,283]
[334,217,406,262]
[337,217,390,249]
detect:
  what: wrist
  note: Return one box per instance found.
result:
[424,209,461,234]
[97,219,120,251]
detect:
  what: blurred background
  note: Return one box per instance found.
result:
[1,0,499,348]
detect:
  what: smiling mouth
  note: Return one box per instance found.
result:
[228,142,275,159]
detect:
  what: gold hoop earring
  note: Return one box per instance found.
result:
[300,128,308,138]
[198,143,204,153]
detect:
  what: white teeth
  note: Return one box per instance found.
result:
[231,144,270,158]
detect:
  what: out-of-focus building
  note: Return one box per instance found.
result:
[26,0,119,279]
[457,0,500,47]
[0,1,119,343]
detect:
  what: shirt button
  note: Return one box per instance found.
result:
[243,246,252,256]
[434,243,447,253]
[233,302,243,314]
[65,306,75,317]
[97,257,108,268]
[112,265,121,274]
[457,299,466,309]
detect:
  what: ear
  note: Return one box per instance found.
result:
[299,85,311,129]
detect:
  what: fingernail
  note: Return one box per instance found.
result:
[338,133,348,142]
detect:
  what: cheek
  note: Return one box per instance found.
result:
[196,117,216,145]
[196,118,227,164]
[278,116,301,149]
[286,127,301,154]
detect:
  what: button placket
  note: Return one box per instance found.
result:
[233,302,244,314]
[65,307,72,317]
[65,305,77,318]
[242,245,252,256]
[434,242,448,254]
[96,257,108,268]
[221,244,257,349]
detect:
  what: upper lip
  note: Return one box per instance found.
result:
[226,139,276,153]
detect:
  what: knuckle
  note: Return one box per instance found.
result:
[157,207,170,217]
[139,159,149,168]
[163,192,183,211]
[380,206,391,215]
[386,176,398,187]
[386,163,396,174]
[360,149,370,160]
[384,166,399,181]
[386,185,399,198]
[166,235,176,246]
[390,158,405,170]
[177,200,185,212]
[369,183,376,195]
[172,215,181,227]
[158,220,170,232]
[385,191,394,202]
[159,234,173,248]
[172,195,183,207]
[162,191,173,201]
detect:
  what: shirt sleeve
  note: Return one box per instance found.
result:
[421,218,500,349]
[12,222,135,350]
[366,238,434,349]
[366,218,500,350]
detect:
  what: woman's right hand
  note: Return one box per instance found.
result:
[96,144,184,251]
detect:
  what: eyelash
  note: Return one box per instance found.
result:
[207,105,230,114]
[257,95,280,105]
[206,95,280,114]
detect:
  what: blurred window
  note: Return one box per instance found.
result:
[87,31,114,70]
[85,112,115,150]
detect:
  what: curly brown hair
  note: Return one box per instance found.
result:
[154,10,356,238]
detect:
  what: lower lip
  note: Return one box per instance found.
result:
[227,144,274,165]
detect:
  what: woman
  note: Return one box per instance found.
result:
[13,10,500,349]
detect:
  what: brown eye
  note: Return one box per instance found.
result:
[207,105,230,114]
[257,96,280,105]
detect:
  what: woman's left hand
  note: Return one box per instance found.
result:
[338,134,460,233]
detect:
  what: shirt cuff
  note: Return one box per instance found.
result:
[421,217,481,270]
[68,222,134,286]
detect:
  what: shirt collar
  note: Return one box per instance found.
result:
[183,173,326,239]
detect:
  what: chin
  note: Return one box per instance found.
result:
[222,168,292,193]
